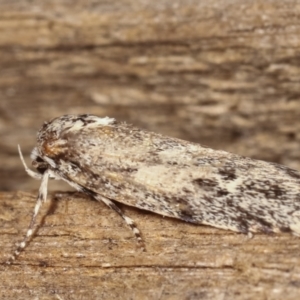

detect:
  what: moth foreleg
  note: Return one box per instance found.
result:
[7,171,50,264]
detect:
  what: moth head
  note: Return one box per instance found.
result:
[30,147,49,174]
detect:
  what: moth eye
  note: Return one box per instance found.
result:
[32,159,48,174]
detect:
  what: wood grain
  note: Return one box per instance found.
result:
[1,0,300,298]
[1,191,300,299]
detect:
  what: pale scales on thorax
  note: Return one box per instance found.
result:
[7,114,300,263]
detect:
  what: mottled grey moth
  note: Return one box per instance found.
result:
[8,114,300,263]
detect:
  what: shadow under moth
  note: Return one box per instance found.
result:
[8,114,300,263]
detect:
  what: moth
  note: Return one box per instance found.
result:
[8,114,300,263]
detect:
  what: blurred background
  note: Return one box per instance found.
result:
[1,0,300,192]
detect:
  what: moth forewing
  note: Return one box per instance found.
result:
[61,124,300,235]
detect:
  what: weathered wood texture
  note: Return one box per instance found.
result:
[1,191,300,300]
[1,0,300,299]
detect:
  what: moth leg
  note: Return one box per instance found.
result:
[93,194,145,251]
[7,170,50,264]
[18,145,42,180]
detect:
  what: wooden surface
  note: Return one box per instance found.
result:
[1,191,300,300]
[1,0,300,299]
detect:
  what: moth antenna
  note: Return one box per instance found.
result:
[94,194,145,251]
[18,144,42,180]
[7,171,50,264]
